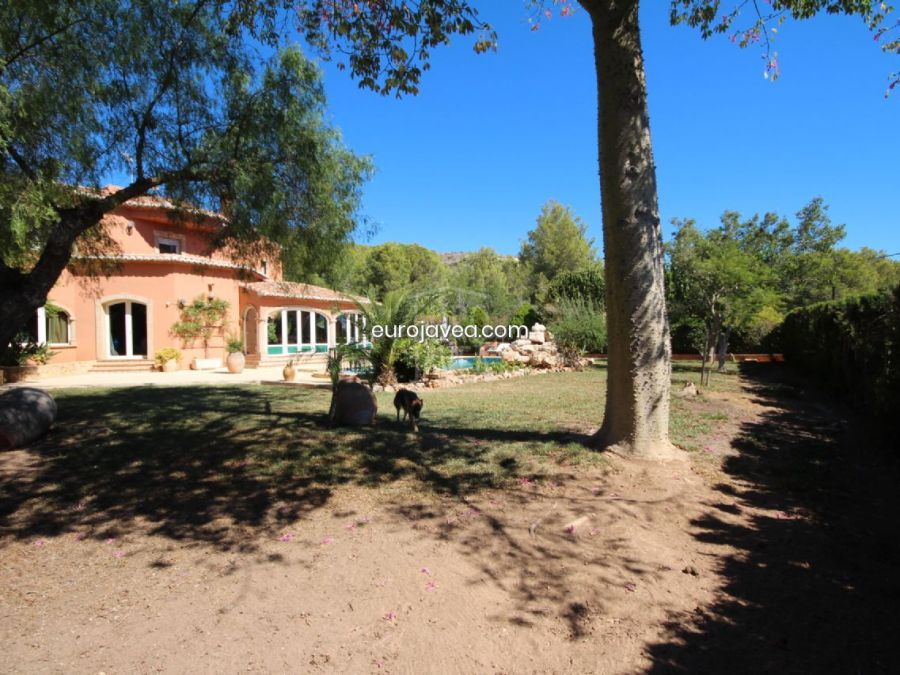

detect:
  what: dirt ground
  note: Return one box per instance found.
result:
[2,365,900,674]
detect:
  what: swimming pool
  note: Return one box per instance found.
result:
[450,356,501,370]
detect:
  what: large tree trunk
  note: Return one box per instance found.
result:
[585,0,676,458]
[0,181,157,351]
[716,326,732,372]
[0,211,95,351]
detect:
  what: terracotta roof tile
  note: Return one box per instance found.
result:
[246,280,365,304]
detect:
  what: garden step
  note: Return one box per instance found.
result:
[89,360,154,372]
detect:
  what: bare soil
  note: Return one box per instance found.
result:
[2,365,899,673]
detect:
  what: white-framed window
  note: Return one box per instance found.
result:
[157,237,181,254]
[25,306,73,345]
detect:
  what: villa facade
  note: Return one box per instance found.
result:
[24,194,365,373]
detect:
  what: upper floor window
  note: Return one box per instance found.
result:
[260,259,268,276]
[158,237,181,254]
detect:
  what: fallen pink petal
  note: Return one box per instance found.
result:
[625,582,637,592]
[74,532,88,541]
[33,539,47,547]
[425,580,438,592]
[279,533,294,542]
[321,537,334,545]
[112,550,126,558]
[383,611,397,622]
[420,567,431,575]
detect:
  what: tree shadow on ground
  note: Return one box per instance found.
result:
[0,385,591,551]
[647,363,900,673]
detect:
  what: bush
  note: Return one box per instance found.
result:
[0,334,54,366]
[488,359,515,374]
[548,298,607,354]
[1,334,52,366]
[511,303,541,331]
[780,286,900,441]
[154,347,182,365]
[394,338,451,381]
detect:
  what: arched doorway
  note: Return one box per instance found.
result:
[106,301,148,358]
[244,307,259,355]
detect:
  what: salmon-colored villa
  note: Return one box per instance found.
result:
[23,193,366,375]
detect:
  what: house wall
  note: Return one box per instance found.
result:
[47,262,246,365]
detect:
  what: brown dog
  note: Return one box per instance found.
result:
[393,388,423,432]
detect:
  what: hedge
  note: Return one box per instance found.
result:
[779,286,900,438]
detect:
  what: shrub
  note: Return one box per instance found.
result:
[488,359,515,374]
[780,285,900,441]
[548,297,607,354]
[471,357,488,374]
[226,337,244,354]
[154,347,182,365]
[0,334,54,366]
[394,338,451,381]
[171,296,229,358]
[511,303,541,331]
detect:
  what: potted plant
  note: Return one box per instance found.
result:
[0,334,54,383]
[225,337,245,374]
[171,295,229,369]
[154,347,181,372]
[283,358,296,382]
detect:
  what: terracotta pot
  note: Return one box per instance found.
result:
[283,363,296,381]
[162,359,178,372]
[2,365,39,383]
[226,351,245,374]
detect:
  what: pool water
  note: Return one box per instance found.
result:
[450,356,501,370]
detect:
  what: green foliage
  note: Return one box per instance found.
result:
[548,298,607,354]
[444,248,526,319]
[511,303,542,330]
[671,1,899,88]
[488,358,516,374]
[154,347,182,365]
[359,242,446,300]
[547,267,606,307]
[667,199,900,360]
[226,338,244,354]
[353,288,443,381]
[395,338,452,381]
[326,342,372,388]
[470,356,488,374]
[0,334,53,366]
[297,1,496,96]
[1,3,370,303]
[780,286,900,441]
[519,201,598,296]
[171,296,230,358]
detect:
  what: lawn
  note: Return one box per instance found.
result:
[0,365,737,547]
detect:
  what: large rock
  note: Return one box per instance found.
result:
[528,323,547,344]
[329,379,377,426]
[0,387,57,450]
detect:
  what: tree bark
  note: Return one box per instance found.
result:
[0,180,160,351]
[584,0,676,458]
[716,326,731,372]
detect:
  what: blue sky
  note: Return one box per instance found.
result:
[307,4,898,256]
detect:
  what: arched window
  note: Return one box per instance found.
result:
[25,305,72,345]
[46,308,70,344]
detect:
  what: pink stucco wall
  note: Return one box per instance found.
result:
[35,203,333,366]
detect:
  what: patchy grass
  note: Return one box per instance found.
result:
[0,365,733,544]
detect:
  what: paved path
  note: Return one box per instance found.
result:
[2,365,330,390]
